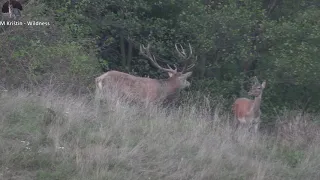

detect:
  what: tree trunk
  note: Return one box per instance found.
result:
[127,39,133,72]
[198,54,206,78]
[119,30,126,69]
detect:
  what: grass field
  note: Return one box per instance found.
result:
[0,90,319,180]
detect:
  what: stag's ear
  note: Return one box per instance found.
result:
[167,72,174,77]
[180,72,192,79]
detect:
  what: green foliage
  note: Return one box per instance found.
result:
[261,7,320,112]
[2,0,320,178]
[0,11,100,92]
[276,146,305,168]
[4,102,44,139]
[3,0,320,117]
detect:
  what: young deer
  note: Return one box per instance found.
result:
[232,77,266,133]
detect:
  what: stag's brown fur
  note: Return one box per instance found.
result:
[95,43,195,106]
[96,70,192,104]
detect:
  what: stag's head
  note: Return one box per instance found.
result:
[248,77,266,97]
[139,43,196,89]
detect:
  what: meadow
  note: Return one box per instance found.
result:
[1,0,320,179]
[0,89,319,180]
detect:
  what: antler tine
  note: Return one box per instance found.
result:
[177,43,196,73]
[185,55,197,72]
[166,64,178,72]
[185,64,195,71]
[175,43,187,58]
[187,43,193,59]
[140,43,177,74]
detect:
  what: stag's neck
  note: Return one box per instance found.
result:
[159,80,179,96]
[251,93,263,114]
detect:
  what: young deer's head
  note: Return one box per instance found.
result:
[248,77,266,97]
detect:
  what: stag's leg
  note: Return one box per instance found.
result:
[94,92,101,108]
[145,100,149,109]
[94,86,99,104]
[94,88,102,116]
[253,123,259,134]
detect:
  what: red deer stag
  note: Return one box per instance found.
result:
[232,77,266,133]
[95,43,196,107]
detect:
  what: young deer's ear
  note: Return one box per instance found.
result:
[261,81,266,88]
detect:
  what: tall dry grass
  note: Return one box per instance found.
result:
[0,90,319,180]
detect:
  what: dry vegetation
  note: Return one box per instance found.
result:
[0,90,319,180]
[1,1,320,179]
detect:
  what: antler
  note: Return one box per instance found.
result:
[175,43,196,73]
[140,43,177,74]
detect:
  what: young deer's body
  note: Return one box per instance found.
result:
[232,79,266,133]
[95,43,196,107]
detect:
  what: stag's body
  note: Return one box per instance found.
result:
[233,79,266,133]
[95,70,190,103]
[95,43,195,107]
